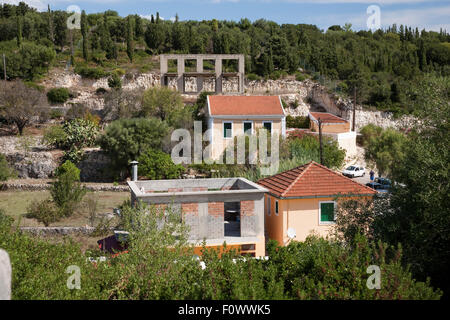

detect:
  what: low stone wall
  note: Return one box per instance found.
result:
[19,226,115,236]
[0,182,129,192]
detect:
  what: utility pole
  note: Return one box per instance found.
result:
[352,86,357,132]
[2,53,6,80]
[318,117,324,165]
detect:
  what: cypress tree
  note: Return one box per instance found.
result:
[126,16,134,62]
[16,15,22,47]
[81,10,88,61]
[47,5,54,43]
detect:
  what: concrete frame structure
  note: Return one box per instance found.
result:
[128,178,267,257]
[160,54,245,94]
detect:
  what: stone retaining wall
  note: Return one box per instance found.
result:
[19,226,115,236]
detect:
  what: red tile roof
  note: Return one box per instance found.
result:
[310,112,348,124]
[257,161,376,198]
[208,95,284,116]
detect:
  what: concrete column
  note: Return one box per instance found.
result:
[196,58,203,73]
[160,55,168,86]
[238,56,245,93]
[196,76,204,93]
[0,249,11,300]
[215,59,222,94]
[177,57,185,93]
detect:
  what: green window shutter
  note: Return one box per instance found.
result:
[263,122,272,133]
[321,202,335,222]
[223,123,232,138]
[244,122,252,134]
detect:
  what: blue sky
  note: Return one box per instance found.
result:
[2,0,450,32]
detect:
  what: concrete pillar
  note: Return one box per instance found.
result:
[160,55,168,86]
[238,56,245,93]
[0,249,11,300]
[196,58,203,73]
[196,76,204,93]
[208,202,224,239]
[177,57,185,93]
[215,59,222,94]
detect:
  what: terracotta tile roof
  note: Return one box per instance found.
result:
[257,161,376,198]
[208,95,284,116]
[310,112,348,124]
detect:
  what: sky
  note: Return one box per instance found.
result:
[1,0,449,32]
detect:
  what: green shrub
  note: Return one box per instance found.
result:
[98,118,170,177]
[42,125,67,149]
[49,109,64,119]
[47,88,71,104]
[26,199,60,227]
[108,73,122,90]
[50,161,87,217]
[138,149,185,180]
[295,72,307,82]
[246,73,262,81]
[0,153,14,181]
[75,65,108,79]
[96,87,108,95]
[286,115,310,128]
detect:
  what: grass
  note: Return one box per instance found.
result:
[0,190,130,227]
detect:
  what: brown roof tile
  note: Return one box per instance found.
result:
[310,112,348,124]
[257,161,376,198]
[208,95,284,116]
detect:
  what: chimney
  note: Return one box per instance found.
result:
[130,161,138,181]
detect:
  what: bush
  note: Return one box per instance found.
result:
[75,65,108,79]
[98,118,170,177]
[0,153,14,181]
[26,199,60,227]
[96,87,108,95]
[295,72,307,82]
[42,125,67,149]
[246,73,262,81]
[50,161,87,217]
[286,115,310,128]
[47,88,71,104]
[49,109,64,119]
[108,73,122,90]
[138,149,185,180]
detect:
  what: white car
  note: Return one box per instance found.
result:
[342,165,365,178]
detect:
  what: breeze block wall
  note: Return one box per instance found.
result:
[240,200,257,237]
[182,202,199,240]
[207,202,224,239]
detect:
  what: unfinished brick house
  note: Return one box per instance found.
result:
[127,178,268,257]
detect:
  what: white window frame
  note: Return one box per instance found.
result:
[223,121,233,139]
[275,200,279,216]
[319,201,337,225]
[262,121,273,133]
[243,121,254,135]
[267,196,271,216]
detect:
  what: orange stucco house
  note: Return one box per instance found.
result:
[257,161,376,245]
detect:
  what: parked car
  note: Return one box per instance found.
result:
[366,182,389,193]
[342,165,365,178]
[374,177,391,189]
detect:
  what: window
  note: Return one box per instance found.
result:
[275,200,279,216]
[223,122,232,138]
[267,196,271,216]
[263,122,272,133]
[319,201,336,224]
[244,121,253,135]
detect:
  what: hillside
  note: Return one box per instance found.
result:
[0,3,449,117]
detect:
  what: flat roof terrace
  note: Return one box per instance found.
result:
[128,178,268,204]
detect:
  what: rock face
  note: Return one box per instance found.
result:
[0,136,59,179]
[77,148,113,182]
[0,249,11,300]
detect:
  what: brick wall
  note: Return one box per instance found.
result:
[208,202,224,217]
[241,200,255,216]
[182,203,199,216]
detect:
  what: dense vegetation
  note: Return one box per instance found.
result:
[0,2,449,115]
[0,205,441,300]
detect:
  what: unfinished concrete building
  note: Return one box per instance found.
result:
[128,177,267,257]
[159,54,245,94]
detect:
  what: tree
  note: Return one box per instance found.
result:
[364,128,408,177]
[47,4,54,43]
[50,160,87,218]
[0,80,47,135]
[98,118,170,177]
[0,153,14,181]
[16,15,22,47]
[138,149,185,180]
[126,16,134,62]
[81,10,88,61]
[140,87,184,124]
